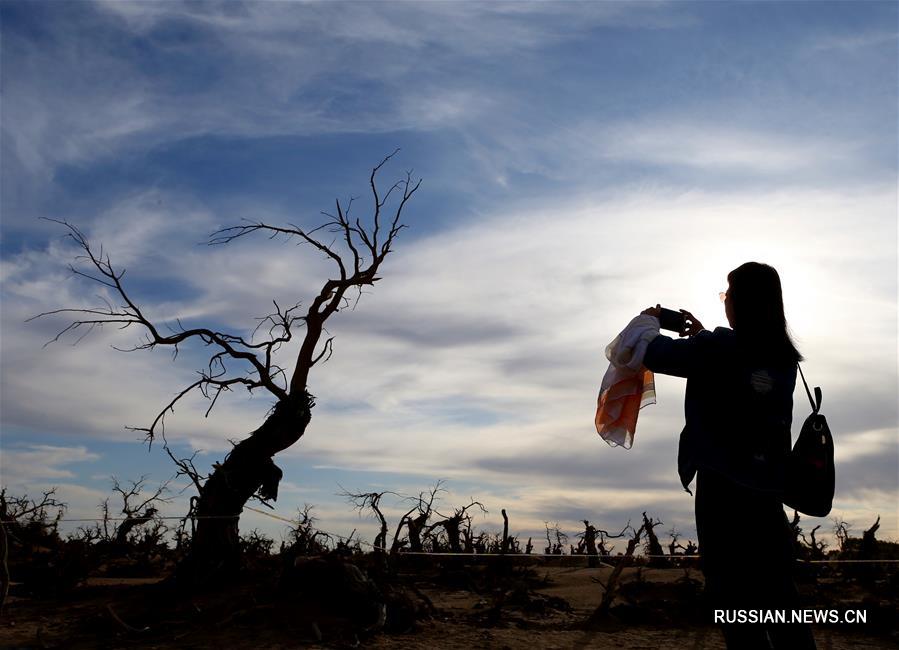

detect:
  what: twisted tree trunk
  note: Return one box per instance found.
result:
[115,508,158,546]
[180,394,313,582]
[589,523,646,623]
[501,509,510,555]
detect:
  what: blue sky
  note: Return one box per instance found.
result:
[1,1,896,549]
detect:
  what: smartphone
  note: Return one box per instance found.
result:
[658,307,686,333]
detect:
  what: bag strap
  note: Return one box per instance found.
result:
[797,362,821,414]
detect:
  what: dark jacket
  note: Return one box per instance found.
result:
[643,327,796,495]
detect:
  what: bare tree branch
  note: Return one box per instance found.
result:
[30,154,420,575]
[0,488,66,522]
[209,221,348,280]
[29,221,313,442]
[110,475,173,545]
[164,448,205,495]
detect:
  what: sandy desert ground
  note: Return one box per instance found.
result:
[2,560,895,649]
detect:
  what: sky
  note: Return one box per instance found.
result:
[1,0,896,551]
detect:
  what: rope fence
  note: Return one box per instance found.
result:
[18,515,241,523]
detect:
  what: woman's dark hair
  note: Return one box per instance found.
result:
[727,262,803,364]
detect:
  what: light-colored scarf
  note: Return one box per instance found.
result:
[595,314,660,448]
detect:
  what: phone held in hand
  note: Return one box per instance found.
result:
[658,307,686,333]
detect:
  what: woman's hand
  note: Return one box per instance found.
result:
[641,304,662,318]
[679,309,704,337]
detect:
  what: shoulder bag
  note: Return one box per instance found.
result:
[783,363,835,517]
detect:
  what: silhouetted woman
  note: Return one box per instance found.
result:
[642,262,816,650]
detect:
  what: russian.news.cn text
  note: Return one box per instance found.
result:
[714,609,867,624]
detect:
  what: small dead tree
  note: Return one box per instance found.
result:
[341,488,399,554]
[833,517,851,553]
[578,520,603,567]
[481,531,504,554]
[860,515,880,559]
[589,521,646,622]
[33,152,420,583]
[500,509,510,554]
[99,499,113,542]
[0,488,67,609]
[424,499,487,554]
[580,521,598,554]
[642,512,666,567]
[461,518,476,553]
[667,526,685,556]
[334,529,361,556]
[240,528,275,556]
[110,476,172,546]
[799,525,827,561]
[71,522,104,544]
[284,504,330,556]
[391,483,442,554]
[0,488,66,534]
[595,524,628,558]
[851,515,882,585]
[543,522,567,555]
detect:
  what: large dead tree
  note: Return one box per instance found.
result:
[34,152,420,582]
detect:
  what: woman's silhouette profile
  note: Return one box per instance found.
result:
[642,262,816,649]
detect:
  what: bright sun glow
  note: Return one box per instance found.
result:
[682,240,820,337]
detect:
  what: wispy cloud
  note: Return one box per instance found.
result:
[0,444,100,483]
[1,0,691,185]
[1,1,895,543]
[806,29,898,53]
[595,122,859,173]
